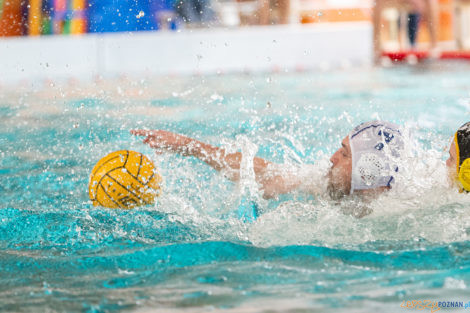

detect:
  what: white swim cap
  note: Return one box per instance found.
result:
[349,120,403,194]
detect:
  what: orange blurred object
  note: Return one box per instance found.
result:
[28,0,42,35]
[416,0,453,42]
[70,0,87,34]
[299,0,456,46]
[0,0,25,36]
[301,8,370,23]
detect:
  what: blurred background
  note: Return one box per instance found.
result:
[0,0,469,85]
[0,0,466,44]
[4,0,372,35]
[0,0,464,38]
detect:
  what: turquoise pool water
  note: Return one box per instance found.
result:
[2,62,470,312]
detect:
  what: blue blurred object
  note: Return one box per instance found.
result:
[88,0,178,33]
[407,13,421,47]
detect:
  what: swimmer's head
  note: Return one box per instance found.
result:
[328,120,403,199]
[447,122,470,191]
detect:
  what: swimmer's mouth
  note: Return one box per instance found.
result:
[326,166,346,200]
[326,167,333,181]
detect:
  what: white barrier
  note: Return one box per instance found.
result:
[0,22,372,86]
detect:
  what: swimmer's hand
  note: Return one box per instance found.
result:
[131,129,196,155]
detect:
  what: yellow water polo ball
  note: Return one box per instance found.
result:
[88,150,162,209]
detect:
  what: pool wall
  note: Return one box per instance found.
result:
[0,22,371,86]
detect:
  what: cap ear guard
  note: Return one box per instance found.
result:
[355,153,385,187]
[458,159,470,192]
[454,122,470,192]
[455,133,460,179]
[454,132,470,192]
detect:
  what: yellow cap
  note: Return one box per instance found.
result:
[458,158,470,192]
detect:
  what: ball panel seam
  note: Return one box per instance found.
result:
[136,153,143,178]
[105,172,144,202]
[95,166,124,202]
[91,153,122,176]
[98,183,122,208]
[123,150,129,168]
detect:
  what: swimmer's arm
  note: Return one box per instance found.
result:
[131,129,302,199]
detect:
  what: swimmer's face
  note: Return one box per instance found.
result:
[446,141,458,183]
[327,136,352,199]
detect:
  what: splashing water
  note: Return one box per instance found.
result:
[2,63,470,312]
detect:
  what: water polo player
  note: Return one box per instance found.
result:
[131,120,404,200]
[447,122,470,192]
